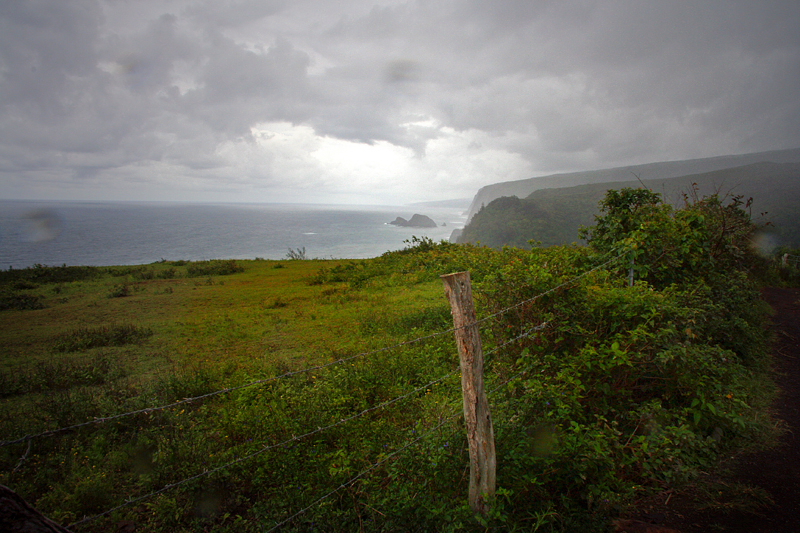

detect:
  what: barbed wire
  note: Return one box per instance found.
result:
[0,329,457,449]
[2,249,618,449]
[473,251,624,329]
[483,321,549,363]
[256,315,551,533]
[488,367,530,397]
[67,369,459,529]
[2,243,630,533]
[65,323,549,528]
[264,408,462,533]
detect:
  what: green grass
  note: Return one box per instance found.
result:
[0,258,458,529]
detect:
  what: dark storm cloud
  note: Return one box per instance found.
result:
[1,0,799,203]
[0,1,101,113]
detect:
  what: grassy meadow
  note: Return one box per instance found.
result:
[2,189,798,532]
[1,256,467,531]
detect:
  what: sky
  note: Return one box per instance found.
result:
[1,0,799,206]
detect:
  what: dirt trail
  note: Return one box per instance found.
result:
[620,287,800,532]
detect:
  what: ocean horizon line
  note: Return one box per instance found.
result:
[0,197,471,210]
[0,200,465,269]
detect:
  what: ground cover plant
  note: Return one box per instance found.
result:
[0,190,788,531]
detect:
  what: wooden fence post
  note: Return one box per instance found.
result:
[441,271,496,516]
[628,254,635,287]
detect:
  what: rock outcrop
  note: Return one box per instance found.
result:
[389,214,437,228]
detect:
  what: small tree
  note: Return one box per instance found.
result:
[580,188,666,245]
[580,188,677,285]
[285,247,307,260]
[581,187,759,288]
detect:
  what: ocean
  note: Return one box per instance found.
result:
[0,200,466,269]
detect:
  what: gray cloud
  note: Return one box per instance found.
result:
[186,0,286,27]
[1,0,799,204]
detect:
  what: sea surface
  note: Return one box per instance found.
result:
[0,200,466,268]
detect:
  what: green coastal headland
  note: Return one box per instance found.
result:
[2,190,799,531]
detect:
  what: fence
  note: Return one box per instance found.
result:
[782,253,800,268]
[0,252,622,531]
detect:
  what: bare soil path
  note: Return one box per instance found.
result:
[620,287,800,532]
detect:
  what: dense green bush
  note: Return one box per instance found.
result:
[0,292,45,310]
[459,188,775,527]
[298,202,774,529]
[108,266,179,280]
[579,188,767,288]
[0,264,99,285]
[186,260,245,277]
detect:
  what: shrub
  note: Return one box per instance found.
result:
[108,284,130,298]
[0,264,99,285]
[112,266,179,280]
[267,297,289,309]
[286,247,307,260]
[52,324,153,352]
[580,187,764,289]
[0,353,127,397]
[186,260,244,277]
[0,292,45,310]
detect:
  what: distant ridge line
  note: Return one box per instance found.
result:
[466,147,800,221]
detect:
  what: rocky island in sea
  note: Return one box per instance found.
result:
[388,214,437,228]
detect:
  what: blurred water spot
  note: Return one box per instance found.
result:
[752,230,778,255]
[130,445,155,476]
[529,424,557,456]
[194,487,225,518]
[383,59,420,83]
[20,209,63,243]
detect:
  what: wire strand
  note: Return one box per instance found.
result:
[2,250,617,449]
[67,369,459,529]
[1,329,458,449]
[488,367,530,396]
[474,252,623,328]
[483,321,549,362]
[264,409,462,533]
